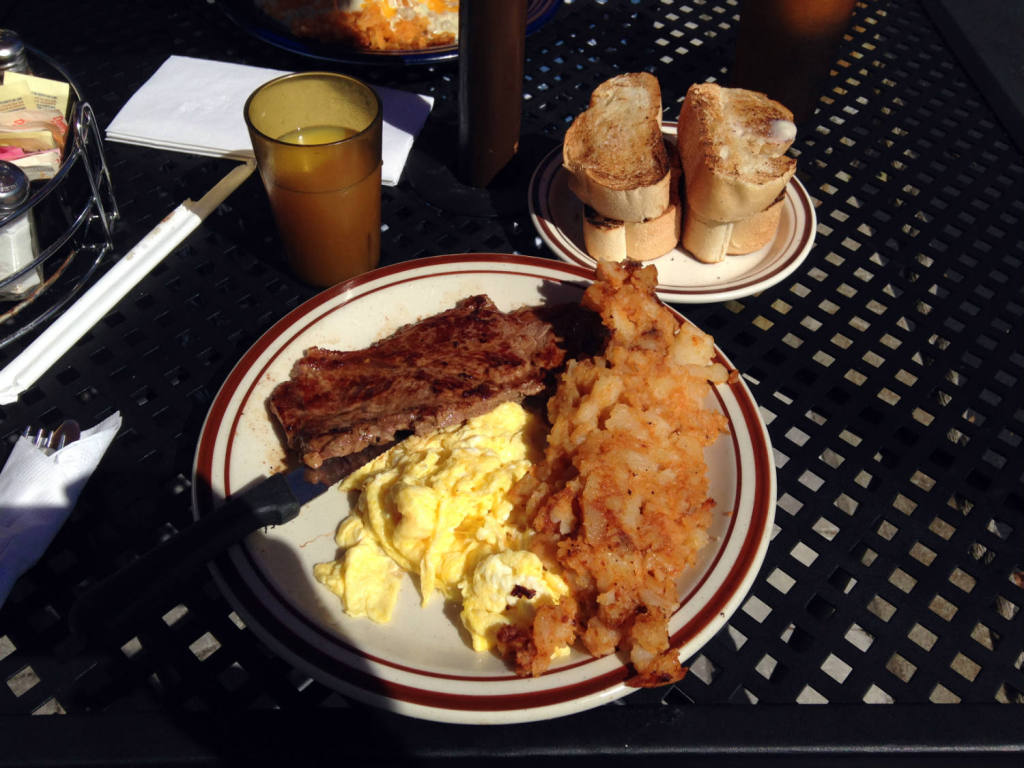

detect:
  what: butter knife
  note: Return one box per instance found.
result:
[69,466,327,642]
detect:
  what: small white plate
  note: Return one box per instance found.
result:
[192,254,776,724]
[529,123,817,304]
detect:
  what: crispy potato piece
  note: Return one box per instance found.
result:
[507,261,728,684]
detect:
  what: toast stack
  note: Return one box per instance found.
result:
[677,83,797,263]
[562,76,797,266]
[563,73,682,262]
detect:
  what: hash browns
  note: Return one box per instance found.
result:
[257,0,458,50]
[499,260,728,685]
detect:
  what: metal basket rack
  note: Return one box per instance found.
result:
[0,44,118,349]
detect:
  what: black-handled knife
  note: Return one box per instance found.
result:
[69,467,329,643]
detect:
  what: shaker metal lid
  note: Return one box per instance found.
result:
[0,29,26,67]
[0,160,30,208]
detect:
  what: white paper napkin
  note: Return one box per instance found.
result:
[105,55,433,186]
[0,413,122,608]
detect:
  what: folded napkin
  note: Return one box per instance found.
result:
[106,55,433,186]
[0,413,122,608]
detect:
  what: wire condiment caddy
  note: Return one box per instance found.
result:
[0,43,118,349]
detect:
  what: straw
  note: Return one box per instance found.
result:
[0,160,255,405]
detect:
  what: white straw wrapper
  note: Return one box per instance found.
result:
[0,160,255,404]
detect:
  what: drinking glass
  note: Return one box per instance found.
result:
[732,0,856,124]
[244,72,382,287]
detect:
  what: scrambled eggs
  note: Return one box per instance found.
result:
[459,550,569,654]
[313,402,569,653]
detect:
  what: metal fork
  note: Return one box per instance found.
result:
[22,419,81,454]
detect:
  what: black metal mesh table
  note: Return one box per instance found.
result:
[0,0,1020,764]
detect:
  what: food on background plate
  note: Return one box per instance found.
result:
[255,0,458,50]
[563,72,673,224]
[563,73,682,264]
[581,141,682,263]
[723,191,786,255]
[677,82,797,263]
[563,75,798,267]
[270,261,728,685]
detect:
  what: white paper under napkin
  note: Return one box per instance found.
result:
[105,55,433,186]
[0,413,122,608]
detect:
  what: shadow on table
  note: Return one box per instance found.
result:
[405,114,559,222]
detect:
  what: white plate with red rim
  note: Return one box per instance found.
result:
[192,253,776,724]
[529,122,816,304]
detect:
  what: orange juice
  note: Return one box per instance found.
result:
[278,125,358,145]
[244,72,383,287]
[264,124,381,287]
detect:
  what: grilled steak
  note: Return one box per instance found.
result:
[269,295,593,469]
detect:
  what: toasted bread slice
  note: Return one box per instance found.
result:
[564,72,671,222]
[583,197,682,263]
[582,139,681,262]
[727,193,785,254]
[678,83,796,223]
[681,205,732,264]
[682,193,786,263]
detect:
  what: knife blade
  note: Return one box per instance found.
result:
[280,464,334,508]
[69,466,330,642]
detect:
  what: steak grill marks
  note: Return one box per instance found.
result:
[269,295,570,469]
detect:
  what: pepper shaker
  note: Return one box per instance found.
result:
[457,0,528,187]
[0,161,41,299]
[0,29,30,76]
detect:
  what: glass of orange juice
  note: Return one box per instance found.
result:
[244,72,382,287]
[732,0,856,124]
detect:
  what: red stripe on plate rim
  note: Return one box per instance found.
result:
[528,124,814,300]
[193,254,774,715]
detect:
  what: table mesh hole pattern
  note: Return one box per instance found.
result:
[0,0,1019,732]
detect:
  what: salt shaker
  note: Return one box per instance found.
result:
[0,29,30,75]
[0,161,42,299]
